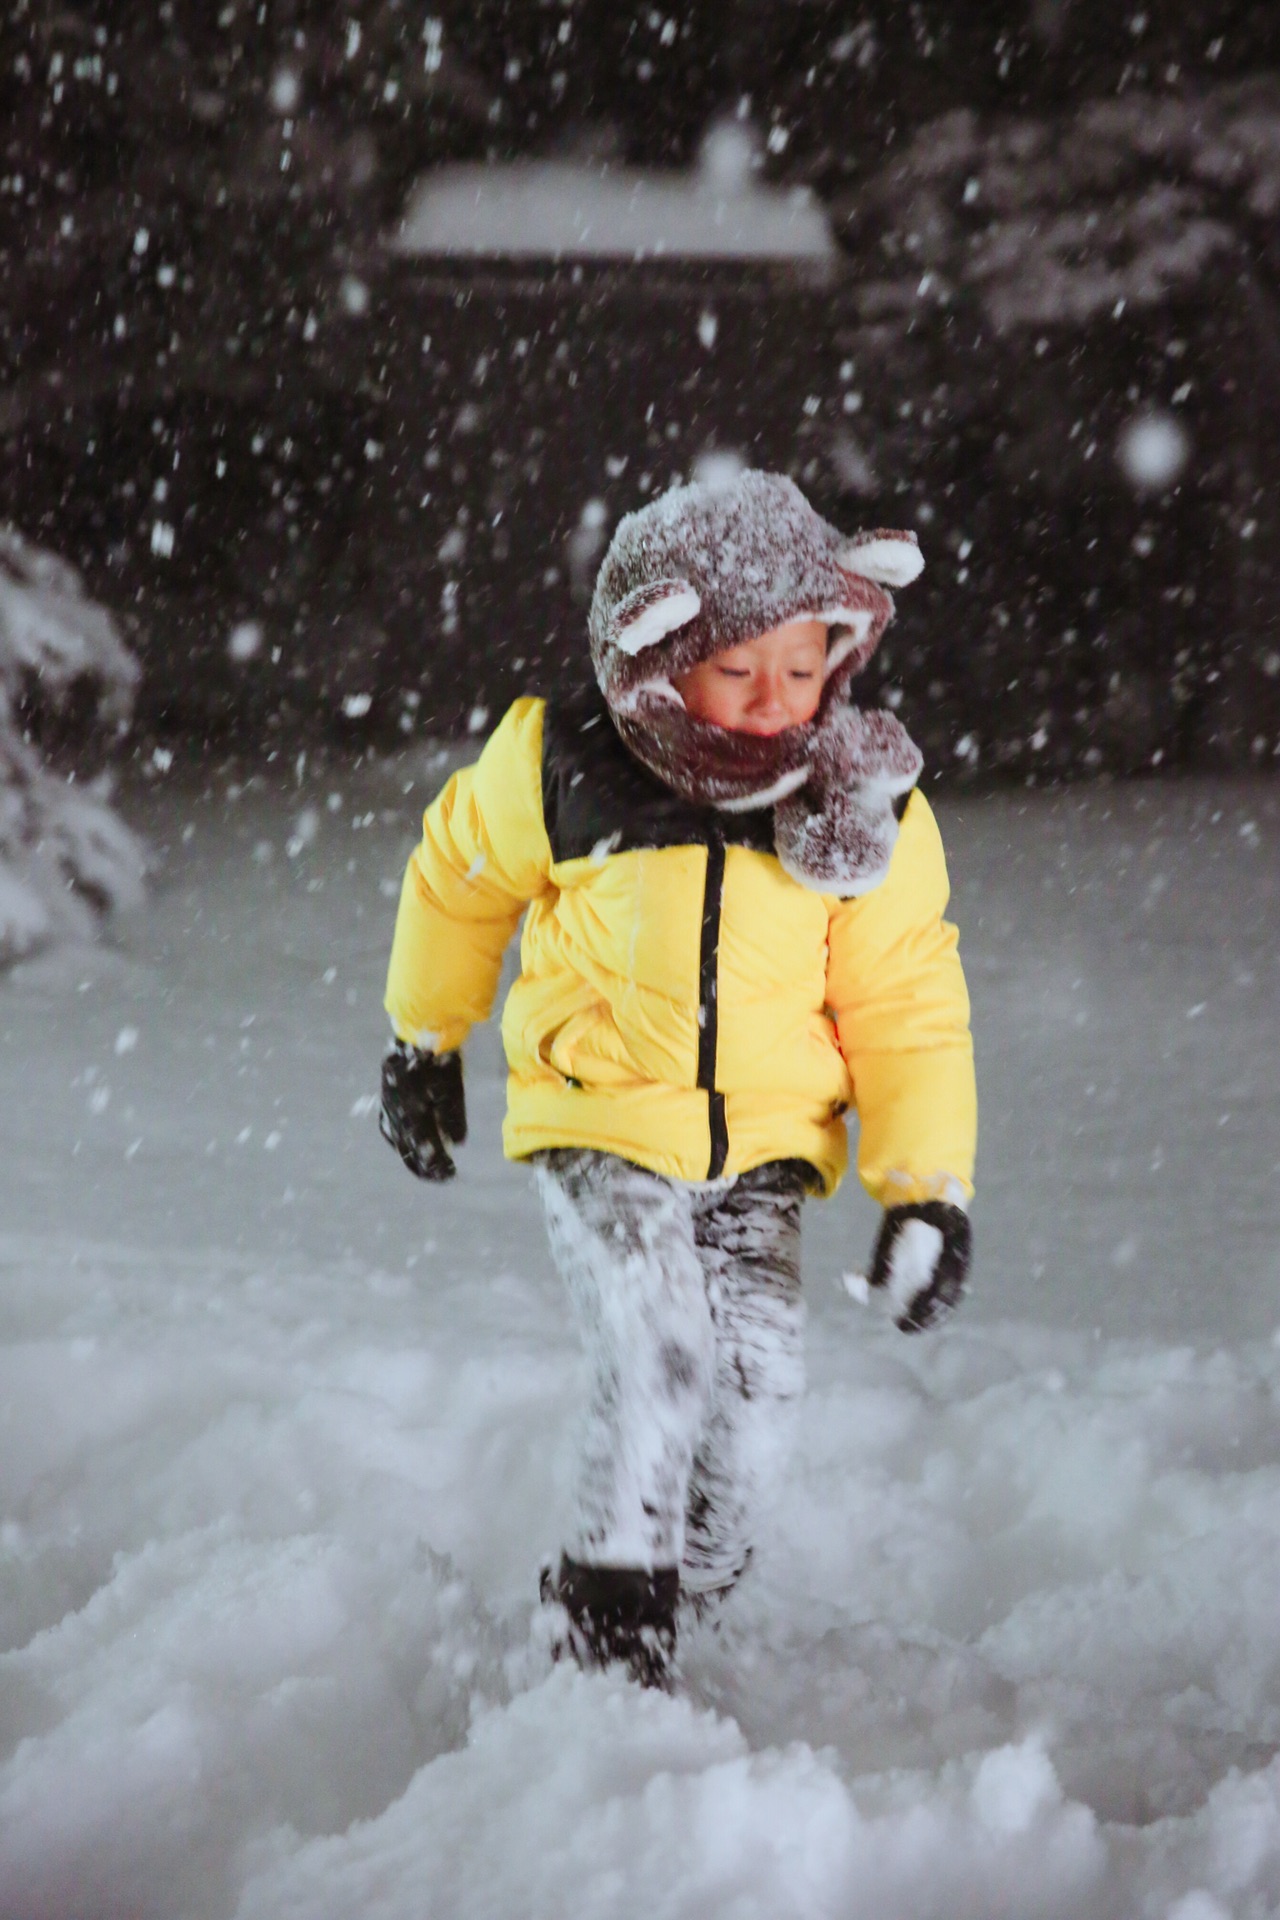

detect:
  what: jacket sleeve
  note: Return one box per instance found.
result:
[825,790,976,1208]
[384,697,553,1053]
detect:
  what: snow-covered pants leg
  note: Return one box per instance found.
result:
[683,1163,807,1607]
[535,1151,806,1597]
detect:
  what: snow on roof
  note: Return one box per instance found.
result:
[392,125,835,265]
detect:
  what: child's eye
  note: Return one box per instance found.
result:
[715,666,750,678]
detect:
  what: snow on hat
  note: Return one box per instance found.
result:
[588,469,922,719]
[585,470,927,896]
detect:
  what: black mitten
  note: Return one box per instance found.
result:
[868,1201,972,1333]
[379,1042,467,1182]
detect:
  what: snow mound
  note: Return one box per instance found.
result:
[0,528,146,963]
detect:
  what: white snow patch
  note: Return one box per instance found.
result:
[1168,1896,1232,1920]
[394,131,834,264]
[971,1736,1062,1833]
[883,1217,944,1322]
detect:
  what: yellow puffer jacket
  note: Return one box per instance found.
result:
[384,695,976,1202]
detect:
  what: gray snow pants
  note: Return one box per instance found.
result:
[534,1149,808,1604]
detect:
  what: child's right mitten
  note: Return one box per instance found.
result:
[867,1202,971,1332]
[379,1042,467,1182]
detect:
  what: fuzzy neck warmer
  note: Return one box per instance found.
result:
[588,471,926,896]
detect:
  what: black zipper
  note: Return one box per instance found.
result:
[698,834,728,1179]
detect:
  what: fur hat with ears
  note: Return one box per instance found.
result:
[587,470,926,896]
[589,469,922,723]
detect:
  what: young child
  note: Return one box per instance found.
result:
[380,470,976,1688]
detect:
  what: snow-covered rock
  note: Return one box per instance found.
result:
[0,528,147,964]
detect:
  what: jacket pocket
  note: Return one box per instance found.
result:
[541,1003,603,1084]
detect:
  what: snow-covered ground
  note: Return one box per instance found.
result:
[1,754,1277,1920]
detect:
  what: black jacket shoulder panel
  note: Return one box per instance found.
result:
[540,689,775,862]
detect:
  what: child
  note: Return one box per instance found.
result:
[380,471,976,1688]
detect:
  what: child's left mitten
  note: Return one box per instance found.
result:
[867,1202,971,1332]
[379,1042,467,1182]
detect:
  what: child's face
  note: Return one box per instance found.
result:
[671,619,828,736]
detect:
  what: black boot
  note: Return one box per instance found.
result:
[541,1555,679,1690]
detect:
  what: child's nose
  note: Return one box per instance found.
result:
[750,670,786,708]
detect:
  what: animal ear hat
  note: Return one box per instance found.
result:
[587,470,926,896]
[589,469,922,722]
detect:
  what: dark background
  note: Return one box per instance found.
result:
[4,0,1280,777]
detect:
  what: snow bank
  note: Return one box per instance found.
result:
[0,528,146,965]
[0,768,1277,1919]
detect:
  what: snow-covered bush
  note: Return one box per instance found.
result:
[848,75,1280,332]
[0,528,147,965]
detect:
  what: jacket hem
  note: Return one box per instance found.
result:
[502,1085,846,1196]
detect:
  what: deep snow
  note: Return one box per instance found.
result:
[0,756,1277,1920]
